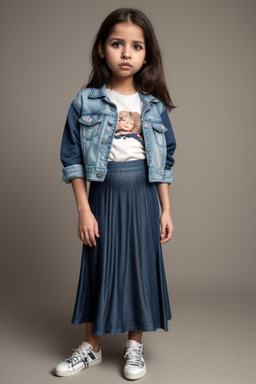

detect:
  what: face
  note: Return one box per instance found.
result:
[118,117,135,131]
[98,22,146,82]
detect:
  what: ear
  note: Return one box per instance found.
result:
[98,41,105,59]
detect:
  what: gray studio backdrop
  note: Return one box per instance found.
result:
[1,0,255,308]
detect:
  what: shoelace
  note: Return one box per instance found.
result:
[65,345,91,369]
[124,345,145,368]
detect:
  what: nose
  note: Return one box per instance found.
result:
[121,46,132,59]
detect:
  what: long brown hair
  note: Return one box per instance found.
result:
[82,8,177,112]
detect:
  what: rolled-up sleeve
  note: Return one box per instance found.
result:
[60,97,85,184]
[156,108,177,185]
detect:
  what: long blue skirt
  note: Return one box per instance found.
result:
[71,158,172,335]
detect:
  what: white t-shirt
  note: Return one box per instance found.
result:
[106,88,147,162]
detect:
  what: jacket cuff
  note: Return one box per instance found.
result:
[62,164,85,184]
[156,169,174,185]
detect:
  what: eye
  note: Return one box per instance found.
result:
[112,42,122,48]
[134,44,143,50]
[111,42,143,50]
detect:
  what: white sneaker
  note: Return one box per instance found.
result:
[123,339,146,380]
[54,341,102,377]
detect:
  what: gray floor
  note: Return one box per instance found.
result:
[1,291,255,384]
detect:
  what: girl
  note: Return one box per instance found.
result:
[55,7,177,381]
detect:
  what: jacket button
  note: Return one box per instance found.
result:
[108,122,113,126]
[88,118,92,122]
[151,174,155,178]
[102,141,107,144]
[144,123,148,128]
[161,125,165,129]
[97,173,103,177]
[147,147,150,151]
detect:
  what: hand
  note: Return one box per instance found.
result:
[160,210,174,244]
[77,209,100,247]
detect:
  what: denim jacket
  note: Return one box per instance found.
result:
[60,83,176,184]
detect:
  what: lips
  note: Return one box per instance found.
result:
[120,62,132,67]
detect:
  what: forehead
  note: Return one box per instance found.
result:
[108,22,145,42]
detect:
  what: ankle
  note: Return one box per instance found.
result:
[128,338,142,344]
[92,344,100,352]
[85,340,100,352]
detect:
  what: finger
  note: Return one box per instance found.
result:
[84,232,93,247]
[78,230,85,243]
[95,223,100,238]
[79,229,86,243]
[78,228,88,246]
[160,226,170,243]
[162,227,173,242]
[89,230,97,246]
[168,228,174,240]
[87,230,97,247]
[160,226,167,239]
[165,226,171,240]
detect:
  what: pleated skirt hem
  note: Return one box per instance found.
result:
[71,317,172,336]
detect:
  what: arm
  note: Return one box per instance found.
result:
[156,107,177,185]
[71,178,100,247]
[156,183,174,244]
[60,96,99,247]
[60,97,86,183]
[156,107,176,243]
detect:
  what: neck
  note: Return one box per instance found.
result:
[106,77,137,95]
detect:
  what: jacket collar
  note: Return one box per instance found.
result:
[88,83,159,104]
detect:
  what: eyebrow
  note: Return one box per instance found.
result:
[109,38,145,45]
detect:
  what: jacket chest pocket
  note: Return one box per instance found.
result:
[152,122,168,148]
[79,115,103,142]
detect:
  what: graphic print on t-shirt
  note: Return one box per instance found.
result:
[106,87,146,162]
[114,110,144,145]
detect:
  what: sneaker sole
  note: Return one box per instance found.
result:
[54,356,102,377]
[124,365,146,380]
